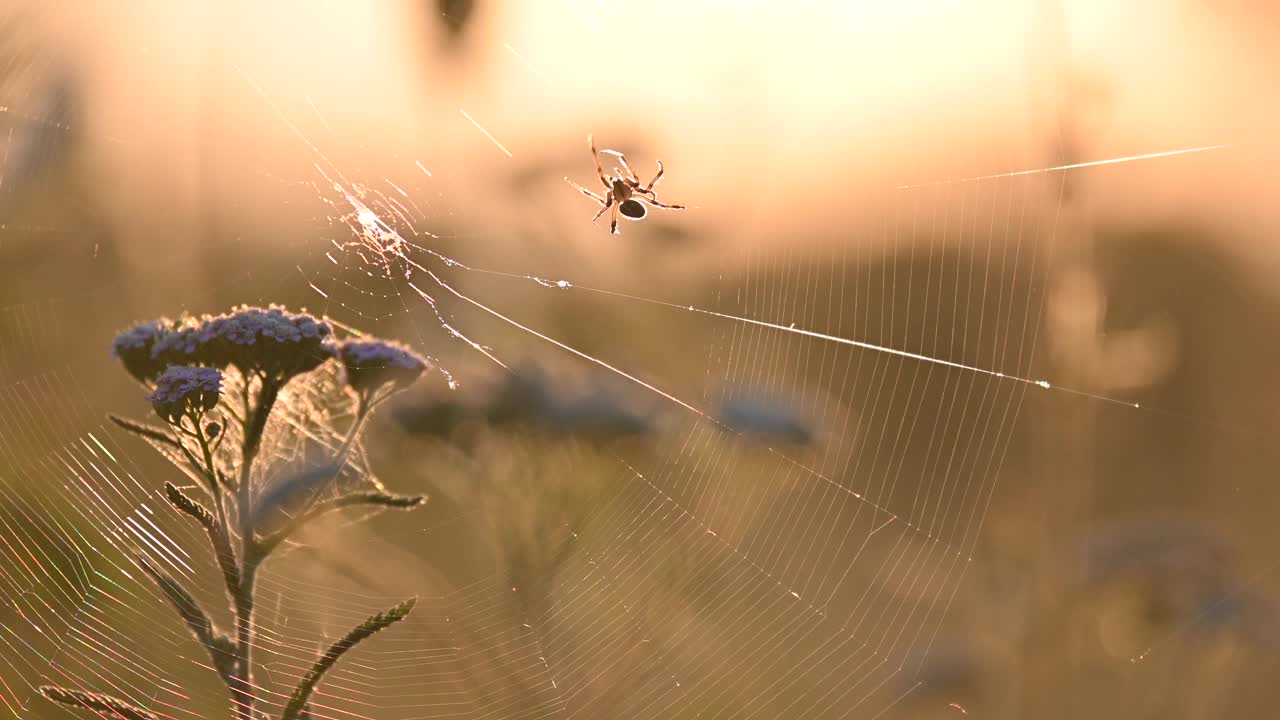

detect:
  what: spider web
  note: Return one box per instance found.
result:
[1,2,1274,720]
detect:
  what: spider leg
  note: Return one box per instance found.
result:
[641,160,665,192]
[592,192,614,222]
[610,202,620,234]
[602,149,641,185]
[565,177,606,205]
[588,135,611,190]
[642,196,685,210]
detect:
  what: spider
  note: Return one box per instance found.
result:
[565,135,685,234]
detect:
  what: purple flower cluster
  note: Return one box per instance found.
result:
[147,366,223,423]
[166,305,334,379]
[113,306,335,383]
[111,321,170,382]
[337,340,428,396]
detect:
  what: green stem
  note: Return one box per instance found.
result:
[191,414,230,535]
[331,395,369,471]
[241,376,277,471]
[232,555,257,720]
[231,376,279,720]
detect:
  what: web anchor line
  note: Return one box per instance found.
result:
[424,270,712,420]
[514,280,1140,410]
[894,143,1230,189]
[386,234,1137,411]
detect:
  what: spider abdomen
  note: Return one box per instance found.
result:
[619,199,647,220]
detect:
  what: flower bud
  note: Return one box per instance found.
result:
[146,366,223,424]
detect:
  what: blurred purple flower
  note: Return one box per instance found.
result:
[390,396,470,440]
[393,362,654,441]
[487,363,653,438]
[1076,516,1280,643]
[338,339,428,397]
[146,366,223,423]
[1081,517,1232,589]
[717,392,815,445]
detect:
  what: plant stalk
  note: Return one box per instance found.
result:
[230,377,279,720]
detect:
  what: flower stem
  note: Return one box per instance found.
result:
[231,377,280,720]
[335,394,370,468]
[232,558,257,720]
[191,416,230,537]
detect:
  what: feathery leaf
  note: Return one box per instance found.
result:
[108,413,180,448]
[137,557,237,682]
[164,482,215,527]
[332,491,428,510]
[280,598,417,720]
[162,483,240,600]
[259,491,426,556]
[38,686,158,720]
